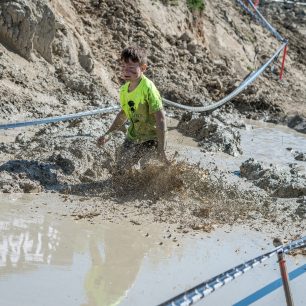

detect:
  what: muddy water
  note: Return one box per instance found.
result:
[0,194,163,306]
[168,119,306,174]
[0,194,305,306]
[241,120,306,167]
[1,121,306,306]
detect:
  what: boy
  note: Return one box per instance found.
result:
[97,46,168,168]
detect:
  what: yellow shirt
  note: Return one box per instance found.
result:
[119,75,163,143]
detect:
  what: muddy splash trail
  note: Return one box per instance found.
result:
[0,115,305,240]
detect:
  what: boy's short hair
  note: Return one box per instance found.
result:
[121,46,147,65]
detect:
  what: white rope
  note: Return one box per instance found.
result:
[0,106,120,130]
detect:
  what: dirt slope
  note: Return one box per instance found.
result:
[0,0,305,123]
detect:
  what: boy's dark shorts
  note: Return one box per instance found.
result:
[123,139,157,151]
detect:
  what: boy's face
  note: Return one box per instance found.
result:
[121,59,147,82]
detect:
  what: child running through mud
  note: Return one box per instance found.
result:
[97,46,169,170]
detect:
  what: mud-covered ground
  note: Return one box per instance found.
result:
[0,1,306,242]
[0,112,305,241]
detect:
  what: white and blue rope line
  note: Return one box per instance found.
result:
[246,0,286,42]
[163,42,287,112]
[236,0,285,42]
[0,42,287,130]
[236,0,261,22]
[0,106,120,130]
[158,236,306,306]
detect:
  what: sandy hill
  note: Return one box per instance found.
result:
[0,0,305,124]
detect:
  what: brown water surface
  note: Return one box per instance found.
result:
[1,120,306,305]
[0,194,305,306]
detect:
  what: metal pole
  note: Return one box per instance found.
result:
[279,44,288,80]
[273,238,295,306]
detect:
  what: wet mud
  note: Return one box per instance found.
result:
[0,117,305,237]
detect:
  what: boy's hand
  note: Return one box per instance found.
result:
[97,135,110,147]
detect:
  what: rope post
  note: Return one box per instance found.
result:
[273,238,295,306]
[279,44,288,80]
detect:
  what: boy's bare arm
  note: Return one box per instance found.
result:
[154,109,169,163]
[106,110,127,134]
[97,110,127,146]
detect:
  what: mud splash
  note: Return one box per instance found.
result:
[64,158,272,232]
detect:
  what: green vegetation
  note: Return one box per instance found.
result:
[187,0,205,11]
[159,0,205,11]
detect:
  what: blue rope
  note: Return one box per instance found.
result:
[236,0,258,19]
[163,42,287,112]
[236,0,285,42]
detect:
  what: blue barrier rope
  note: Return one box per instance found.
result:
[236,0,259,19]
[236,0,285,42]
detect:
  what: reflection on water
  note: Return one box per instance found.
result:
[0,196,305,306]
[0,213,142,306]
[0,216,59,268]
[0,195,173,306]
[82,226,151,306]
